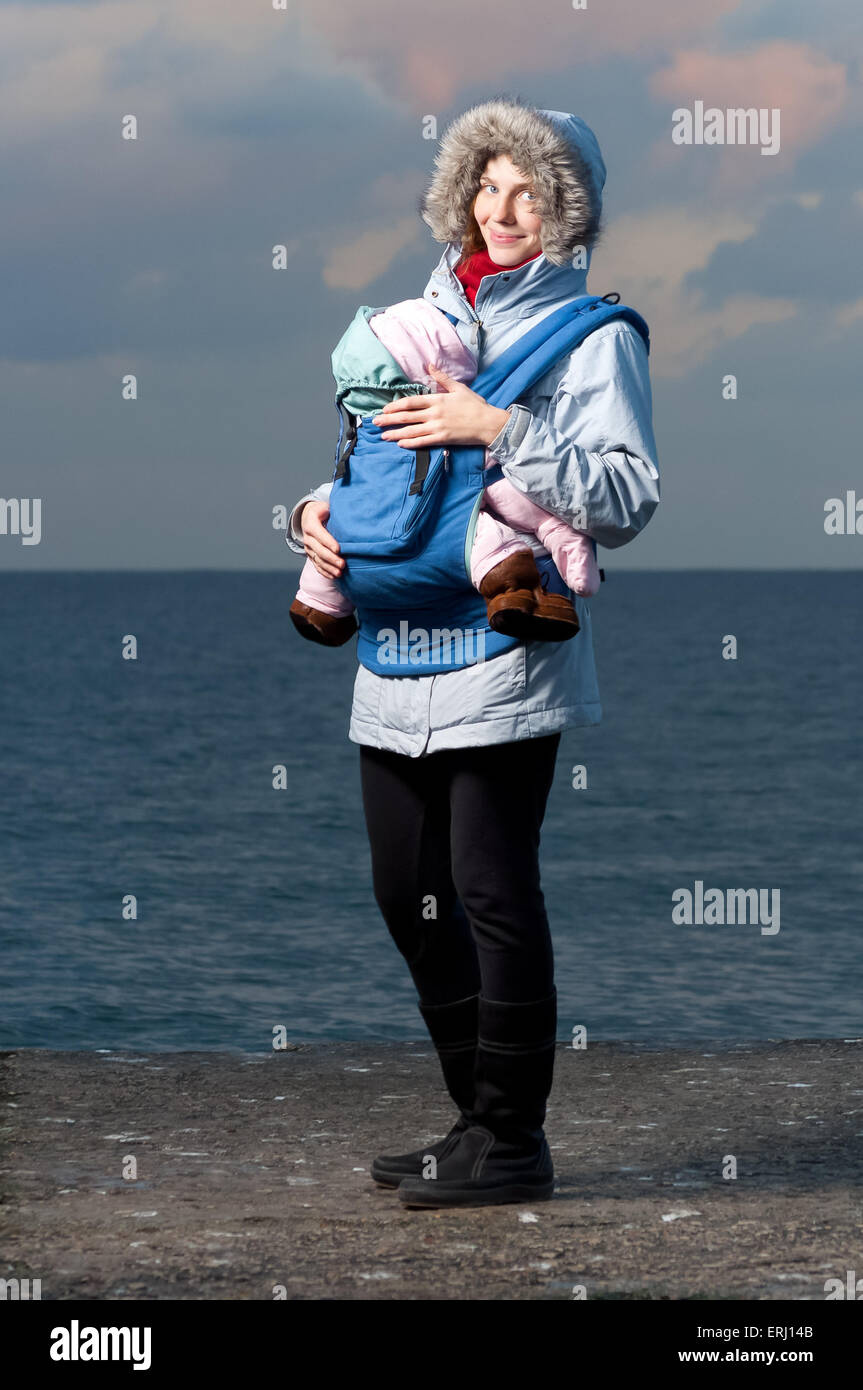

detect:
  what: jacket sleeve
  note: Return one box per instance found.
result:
[284,481,334,554]
[487,321,660,550]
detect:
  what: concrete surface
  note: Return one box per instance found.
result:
[2,1039,862,1300]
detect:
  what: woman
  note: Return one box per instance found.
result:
[285,98,660,1208]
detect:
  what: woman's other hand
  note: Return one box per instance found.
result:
[372,364,511,449]
[301,499,345,579]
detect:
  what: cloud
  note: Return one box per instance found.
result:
[293,0,745,108]
[591,205,797,376]
[649,42,849,186]
[681,187,853,310]
[322,214,421,290]
[833,297,863,329]
[0,1,375,142]
[0,4,155,130]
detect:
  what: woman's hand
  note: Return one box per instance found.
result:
[372,364,511,449]
[300,499,345,579]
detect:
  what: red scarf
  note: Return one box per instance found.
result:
[454,246,541,308]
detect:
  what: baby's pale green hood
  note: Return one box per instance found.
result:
[332,305,430,417]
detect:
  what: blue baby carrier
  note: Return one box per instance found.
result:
[327,293,649,674]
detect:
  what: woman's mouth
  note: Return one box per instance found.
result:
[488,231,521,243]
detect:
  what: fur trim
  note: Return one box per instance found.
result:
[419,98,603,267]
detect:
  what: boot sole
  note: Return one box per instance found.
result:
[490,608,578,642]
[488,609,537,639]
[526,617,579,642]
[370,1168,406,1189]
[398,1178,554,1209]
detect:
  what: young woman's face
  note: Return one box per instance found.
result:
[472,154,543,265]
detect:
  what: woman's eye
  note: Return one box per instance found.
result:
[480,183,535,200]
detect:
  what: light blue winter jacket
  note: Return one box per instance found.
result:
[286,116,660,756]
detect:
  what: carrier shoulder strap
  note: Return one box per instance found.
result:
[404,295,647,495]
[333,399,358,482]
[471,293,649,410]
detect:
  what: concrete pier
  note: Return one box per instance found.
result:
[2,1039,862,1300]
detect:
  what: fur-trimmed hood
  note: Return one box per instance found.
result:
[419,98,606,268]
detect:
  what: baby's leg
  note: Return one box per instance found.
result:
[533,515,601,597]
[291,558,357,646]
[296,557,354,616]
[483,475,601,598]
[472,506,580,642]
[483,473,558,535]
[469,508,534,590]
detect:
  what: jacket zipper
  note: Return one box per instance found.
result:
[440,264,483,347]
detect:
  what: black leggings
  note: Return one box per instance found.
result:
[359,733,560,1005]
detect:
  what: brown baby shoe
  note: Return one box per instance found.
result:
[529,582,580,641]
[478,552,579,643]
[289,598,358,647]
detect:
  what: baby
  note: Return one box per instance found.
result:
[290,298,601,647]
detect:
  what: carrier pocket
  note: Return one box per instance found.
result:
[402,449,447,535]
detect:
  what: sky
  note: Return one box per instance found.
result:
[2,0,862,570]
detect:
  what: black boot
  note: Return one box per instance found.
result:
[397,990,557,1208]
[370,994,478,1188]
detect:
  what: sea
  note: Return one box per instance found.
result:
[1,570,860,1050]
